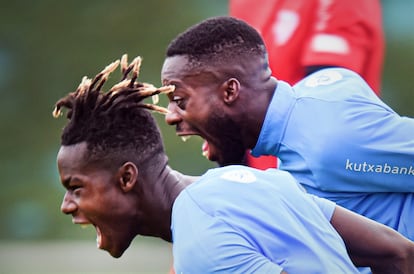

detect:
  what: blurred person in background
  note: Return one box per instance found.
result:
[229,0,384,169]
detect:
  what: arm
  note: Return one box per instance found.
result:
[331,205,414,273]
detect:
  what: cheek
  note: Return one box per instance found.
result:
[186,99,218,122]
[79,186,117,212]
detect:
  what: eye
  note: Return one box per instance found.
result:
[172,95,186,109]
[68,184,81,193]
[172,95,182,104]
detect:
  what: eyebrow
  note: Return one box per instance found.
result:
[62,176,72,188]
[164,80,181,88]
[62,176,82,188]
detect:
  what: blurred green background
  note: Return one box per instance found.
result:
[0,0,412,273]
[0,0,223,242]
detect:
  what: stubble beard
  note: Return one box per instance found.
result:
[206,113,246,167]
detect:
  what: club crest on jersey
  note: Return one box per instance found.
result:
[305,70,343,87]
[220,169,257,184]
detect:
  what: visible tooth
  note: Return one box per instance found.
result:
[152,94,159,104]
[181,136,191,142]
[96,227,102,249]
[202,150,208,158]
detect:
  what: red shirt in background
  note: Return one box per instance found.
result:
[230,0,384,169]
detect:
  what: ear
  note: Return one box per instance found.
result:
[222,78,240,104]
[117,162,138,193]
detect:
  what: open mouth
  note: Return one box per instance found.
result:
[202,140,209,159]
[178,133,211,160]
[74,221,104,250]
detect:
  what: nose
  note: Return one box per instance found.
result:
[60,192,77,215]
[165,103,182,126]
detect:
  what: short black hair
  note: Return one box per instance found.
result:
[53,55,173,169]
[166,16,266,64]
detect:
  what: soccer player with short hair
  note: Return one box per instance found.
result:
[162,16,414,242]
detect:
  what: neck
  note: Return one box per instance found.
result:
[242,76,278,148]
[138,158,196,242]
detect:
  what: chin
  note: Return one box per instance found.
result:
[107,247,126,258]
[104,240,132,259]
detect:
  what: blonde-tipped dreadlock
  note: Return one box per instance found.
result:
[53,54,174,119]
[53,55,174,167]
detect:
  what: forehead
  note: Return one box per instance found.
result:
[161,55,196,80]
[57,142,90,172]
[161,55,224,88]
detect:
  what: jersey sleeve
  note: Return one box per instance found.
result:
[172,191,283,274]
[301,0,382,73]
[307,194,336,221]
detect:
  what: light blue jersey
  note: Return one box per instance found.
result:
[252,68,414,240]
[172,166,359,273]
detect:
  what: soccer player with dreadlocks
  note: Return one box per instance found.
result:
[54,55,414,273]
